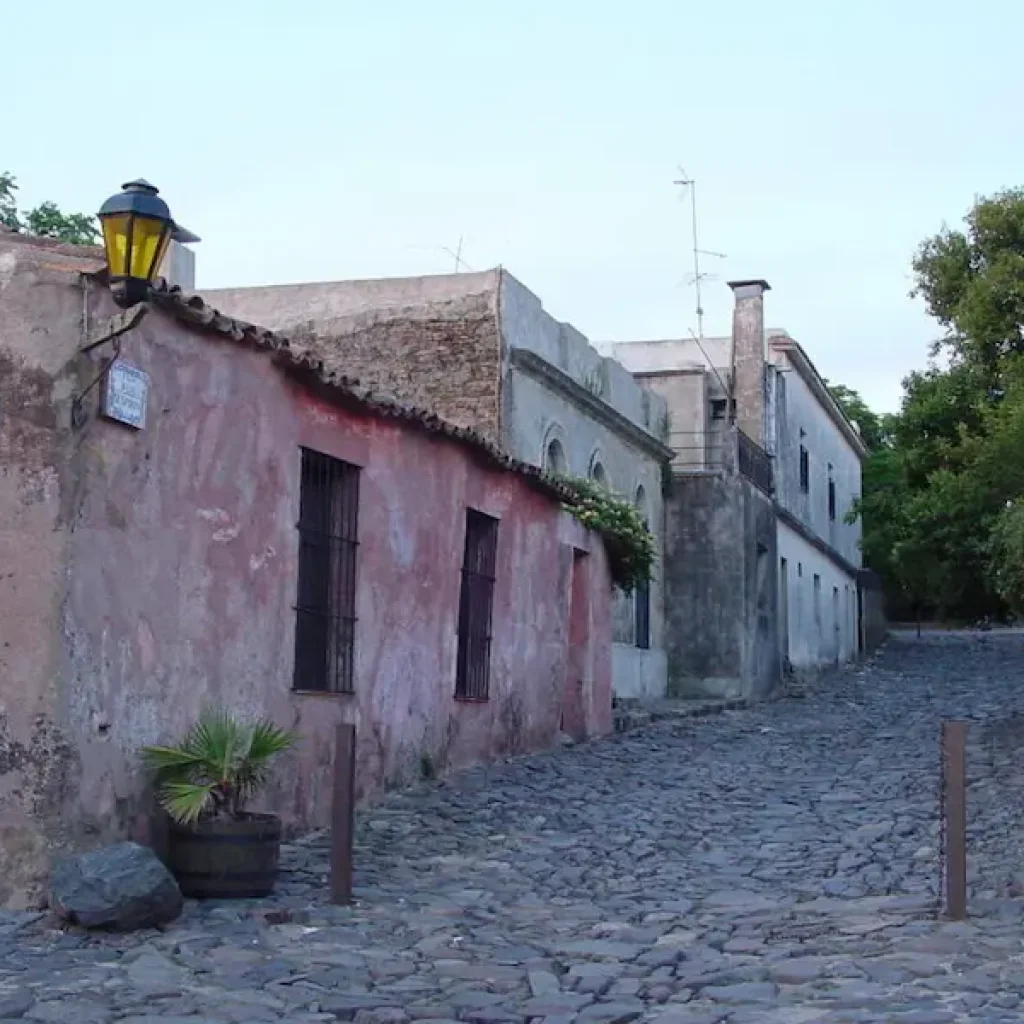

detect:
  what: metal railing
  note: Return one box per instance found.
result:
[737,430,774,495]
[667,428,775,496]
[666,430,732,471]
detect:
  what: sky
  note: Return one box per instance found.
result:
[5,0,1021,413]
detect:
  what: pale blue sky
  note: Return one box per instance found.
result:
[6,1,1020,411]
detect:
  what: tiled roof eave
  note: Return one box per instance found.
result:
[147,280,573,504]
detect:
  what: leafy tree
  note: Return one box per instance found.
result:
[827,383,890,452]
[0,171,99,245]
[912,188,1024,374]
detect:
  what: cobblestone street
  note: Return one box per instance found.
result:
[5,632,1024,1023]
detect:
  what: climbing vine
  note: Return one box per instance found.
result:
[557,476,655,594]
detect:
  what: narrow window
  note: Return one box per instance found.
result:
[799,445,810,493]
[634,488,651,650]
[293,448,360,693]
[828,478,836,521]
[813,574,822,630]
[456,509,499,700]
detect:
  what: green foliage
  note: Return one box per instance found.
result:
[141,711,297,826]
[827,383,890,452]
[990,499,1024,615]
[557,476,655,594]
[0,171,99,245]
[845,187,1024,621]
[912,188,1024,372]
[0,172,21,231]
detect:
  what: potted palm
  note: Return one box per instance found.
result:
[141,711,297,899]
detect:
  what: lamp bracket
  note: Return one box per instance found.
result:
[80,303,148,354]
[72,303,149,428]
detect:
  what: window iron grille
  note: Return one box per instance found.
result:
[293,448,360,694]
[456,509,499,700]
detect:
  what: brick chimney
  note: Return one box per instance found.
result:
[728,279,770,445]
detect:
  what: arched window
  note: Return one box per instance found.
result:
[545,438,567,475]
[635,485,647,516]
[590,461,607,488]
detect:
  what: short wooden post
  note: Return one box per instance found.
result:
[331,723,356,904]
[942,720,968,920]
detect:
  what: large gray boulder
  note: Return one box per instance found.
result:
[50,841,182,930]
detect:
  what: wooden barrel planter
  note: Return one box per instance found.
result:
[166,813,282,899]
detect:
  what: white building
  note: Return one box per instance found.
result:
[610,279,867,675]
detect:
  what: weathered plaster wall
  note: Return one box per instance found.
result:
[0,242,613,907]
[497,276,669,700]
[662,447,779,700]
[210,270,669,702]
[500,274,667,436]
[0,238,100,908]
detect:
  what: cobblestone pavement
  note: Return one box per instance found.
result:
[5,632,1024,1024]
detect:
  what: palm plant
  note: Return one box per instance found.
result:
[141,711,297,826]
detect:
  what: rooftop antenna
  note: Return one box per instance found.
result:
[439,235,473,273]
[407,236,475,274]
[673,170,726,340]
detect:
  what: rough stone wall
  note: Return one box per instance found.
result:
[206,275,503,441]
[289,293,503,440]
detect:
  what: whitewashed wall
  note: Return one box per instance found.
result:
[778,522,859,669]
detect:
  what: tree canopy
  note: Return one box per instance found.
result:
[846,187,1024,622]
[0,172,99,245]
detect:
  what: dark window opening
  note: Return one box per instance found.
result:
[634,580,651,650]
[799,445,810,493]
[828,478,836,520]
[710,398,727,421]
[293,448,360,694]
[456,509,499,700]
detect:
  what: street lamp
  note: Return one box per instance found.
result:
[97,179,174,308]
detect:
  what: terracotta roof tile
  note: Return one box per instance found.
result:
[149,280,572,503]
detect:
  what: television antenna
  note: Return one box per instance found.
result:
[407,235,475,273]
[439,235,473,273]
[673,170,726,340]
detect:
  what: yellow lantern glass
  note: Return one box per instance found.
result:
[98,180,174,308]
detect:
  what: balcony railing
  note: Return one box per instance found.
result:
[737,429,774,495]
[667,427,774,495]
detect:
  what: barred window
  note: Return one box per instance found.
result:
[293,448,359,694]
[456,509,499,700]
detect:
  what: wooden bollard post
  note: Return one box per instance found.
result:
[331,723,356,904]
[942,720,968,920]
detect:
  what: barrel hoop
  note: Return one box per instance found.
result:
[173,869,277,881]
[168,831,279,845]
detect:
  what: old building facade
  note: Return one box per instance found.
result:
[611,279,873,693]
[208,271,673,700]
[0,233,612,908]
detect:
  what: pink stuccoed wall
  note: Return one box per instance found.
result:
[0,234,612,907]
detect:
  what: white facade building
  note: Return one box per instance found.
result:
[610,280,867,675]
